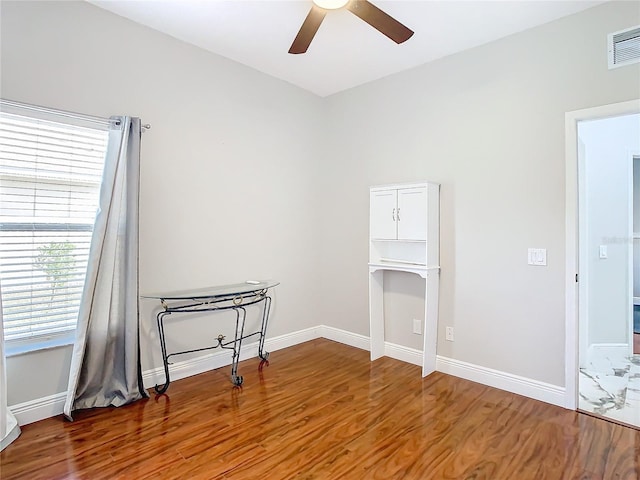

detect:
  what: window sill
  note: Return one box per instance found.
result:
[5,333,76,357]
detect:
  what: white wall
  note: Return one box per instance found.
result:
[0,0,325,406]
[319,1,640,387]
[579,113,640,345]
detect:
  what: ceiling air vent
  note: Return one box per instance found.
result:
[608,25,640,69]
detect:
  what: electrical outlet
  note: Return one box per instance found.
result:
[445,326,454,341]
[412,318,422,335]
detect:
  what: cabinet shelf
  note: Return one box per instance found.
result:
[368,262,439,278]
[378,258,426,266]
[369,182,440,378]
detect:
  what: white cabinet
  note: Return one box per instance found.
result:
[370,186,427,241]
[368,182,440,378]
[369,183,437,267]
[370,189,397,240]
[397,187,427,240]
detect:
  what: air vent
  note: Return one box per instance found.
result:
[608,26,640,69]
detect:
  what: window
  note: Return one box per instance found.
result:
[0,102,109,348]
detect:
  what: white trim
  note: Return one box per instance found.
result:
[629,151,639,355]
[142,347,247,389]
[5,332,75,358]
[370,181,440,191]
[142,326,321,389]
[319,325,369,350]
[436,356,566,408]
[0,423,20,451]
[10,327,321,426]
[10,392,66,426]
[324,327,565,407]
[565,99,640,410]
[0,98,111,129]
[577,133,589,370]
[384,342,422,366]
[10,324,570,425]
[368,263,431,278]
[565,108,581,406]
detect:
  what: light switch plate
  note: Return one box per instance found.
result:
[599,245,608,259]
[528,248,547,266]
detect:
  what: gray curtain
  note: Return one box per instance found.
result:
[64,117,147,420]
[0,287,21,451]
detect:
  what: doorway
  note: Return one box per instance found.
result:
[571,109,640,428]
[633,156,640,355]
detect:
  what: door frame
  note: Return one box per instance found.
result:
[564,99,640,409]
[630,154,640,355]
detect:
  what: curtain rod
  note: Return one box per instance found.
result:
[0,98,151,130]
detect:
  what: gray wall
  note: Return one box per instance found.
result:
[383,271,425,350]
[318,1,640,387]
[1,0,325,405]
[1,0,639,408]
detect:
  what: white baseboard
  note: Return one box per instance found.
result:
[321,327,422,367]
[11,327,321,426]
[436,355,566,408]
[319,325,369,350]
[9,325,568,425]
[142,326,321,389]
[384,342,422,366]
[10,391,67,426]
[323,327,567,408]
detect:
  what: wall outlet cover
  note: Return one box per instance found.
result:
[445,326,454,341]
[412,318,422,335]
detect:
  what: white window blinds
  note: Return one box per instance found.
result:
[0,107,109,342]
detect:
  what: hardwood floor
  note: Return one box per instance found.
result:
[2,339,639,479]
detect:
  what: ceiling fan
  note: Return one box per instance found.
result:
[289,0,414,54]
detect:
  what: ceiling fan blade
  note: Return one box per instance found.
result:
[289,6,327,54]
[347,0,413,44]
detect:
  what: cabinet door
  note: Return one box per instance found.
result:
[370,189,397,239]
[397,187,427,240]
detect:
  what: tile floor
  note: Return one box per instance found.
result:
[579,349,640,428]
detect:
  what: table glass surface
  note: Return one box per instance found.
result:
[141,280,279,300]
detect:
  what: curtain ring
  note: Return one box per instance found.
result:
[233,296,243,305]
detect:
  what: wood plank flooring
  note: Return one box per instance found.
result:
[2,339,639,479]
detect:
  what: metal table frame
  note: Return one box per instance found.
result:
[144,281,277,394]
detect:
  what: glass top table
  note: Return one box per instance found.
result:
[144,280,279,393]
[142,279,279,301]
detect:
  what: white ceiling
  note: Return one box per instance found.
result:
[88,0,605,97]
